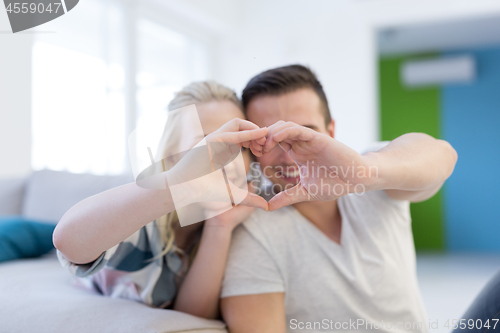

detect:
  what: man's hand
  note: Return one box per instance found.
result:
[263,121,458,210]
[262,121,376,211]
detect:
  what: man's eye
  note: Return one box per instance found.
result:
[303,125,319,131]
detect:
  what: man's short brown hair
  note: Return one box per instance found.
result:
[242,64,332,126]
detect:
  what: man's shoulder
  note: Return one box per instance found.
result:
[339,190,411,227]
[232,206,297,248]
[243,206,295,230]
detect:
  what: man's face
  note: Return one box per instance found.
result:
[246,88,334,192]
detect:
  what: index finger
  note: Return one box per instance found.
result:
[220,118,261,132]
[217,127,269,146]
[263,125,315,153]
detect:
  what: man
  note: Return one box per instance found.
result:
[219,65,458,332]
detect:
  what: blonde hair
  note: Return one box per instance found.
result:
[147,81,242,263]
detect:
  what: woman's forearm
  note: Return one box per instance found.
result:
[52,120,268,266]
[53,179,175,264]
[173,225,232,319]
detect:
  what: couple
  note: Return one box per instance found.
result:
[55,65,461,332]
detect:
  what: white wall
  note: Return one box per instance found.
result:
[0,9,32,178]
[209,0,500,153]
[211,0,376,153]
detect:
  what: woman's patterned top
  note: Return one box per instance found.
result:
[57,219,201,309]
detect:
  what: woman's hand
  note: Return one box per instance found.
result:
[203,180,260,232]
[166,118,269,217]
[204,205,255,232]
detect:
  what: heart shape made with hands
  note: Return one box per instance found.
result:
[134,116,370,226]
[233,120,372,213]
[198,120,371,211]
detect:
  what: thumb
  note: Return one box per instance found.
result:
[268,183,311,211]
[237,190,269,211]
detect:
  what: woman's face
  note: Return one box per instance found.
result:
[197,100,244,135]
[196,100,252,173]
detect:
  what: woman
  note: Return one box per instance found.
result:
[53,81,268,319]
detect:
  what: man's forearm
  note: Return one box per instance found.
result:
[363,133,458,193]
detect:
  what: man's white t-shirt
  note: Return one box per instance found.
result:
[221,190,429,333]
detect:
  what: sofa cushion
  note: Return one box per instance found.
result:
[22,169,134,224]
[0,216,56,262]
[0,176,26,215]
[0,250,227,333]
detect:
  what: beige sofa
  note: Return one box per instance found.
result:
[0,169,228,333]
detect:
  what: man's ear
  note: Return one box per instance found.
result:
[327,119,335,138]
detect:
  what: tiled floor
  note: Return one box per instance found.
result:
[416,253,500,333]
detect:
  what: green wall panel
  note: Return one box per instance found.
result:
[379,55,445,251]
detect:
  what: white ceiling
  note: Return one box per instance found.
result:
[378,14,500,56]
